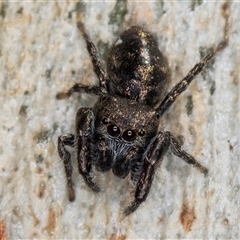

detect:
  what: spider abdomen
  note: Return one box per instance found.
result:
[107,26,170,106]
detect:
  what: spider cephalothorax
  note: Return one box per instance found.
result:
[57,22,226,215]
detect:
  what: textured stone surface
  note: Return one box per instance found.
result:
[0,1,239,239]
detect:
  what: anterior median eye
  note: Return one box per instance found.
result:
[107,124,120,137]
[122,130,136,141]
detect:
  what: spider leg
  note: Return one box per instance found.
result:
[56,22,108,99]
[124,131,208,216]
[58,133,76,201]
[77,22,108,93]
[167,131,208,174]
[56,83,104,99]
[124,132,169,216]
[158,41,227,117]
[76,107,100,193]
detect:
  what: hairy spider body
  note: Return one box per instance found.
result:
[57,22,226,215]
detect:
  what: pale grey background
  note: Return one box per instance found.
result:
[0,1,239,239]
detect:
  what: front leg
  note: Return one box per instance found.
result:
[124,133,169,216]
[125,131,208,216]
[76,108,100,193]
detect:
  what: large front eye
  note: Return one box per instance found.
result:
[107,124,120,137]
[122,130,136,141]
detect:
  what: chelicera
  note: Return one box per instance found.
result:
[57,22,226,215]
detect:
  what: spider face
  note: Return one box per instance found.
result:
[57,21,226,216]
[89,96,159,176]
[94,96,159,145]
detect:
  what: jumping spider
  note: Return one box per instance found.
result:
[57,22,226,216]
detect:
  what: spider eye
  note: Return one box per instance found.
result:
[122,130,136,141]
[138,129,145,136]
[107,124,120,137]
[102,117,109,124]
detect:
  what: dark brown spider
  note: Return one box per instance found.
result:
[57,22,226,216]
